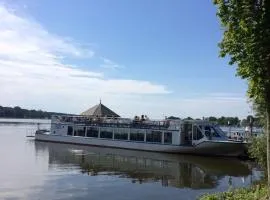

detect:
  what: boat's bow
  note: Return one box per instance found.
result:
[193,138,247,157]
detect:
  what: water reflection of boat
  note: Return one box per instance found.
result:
[34,141,252,189]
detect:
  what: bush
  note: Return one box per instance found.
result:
[248,134,267,170]
[199,184,268,200]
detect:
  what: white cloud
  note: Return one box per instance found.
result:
[0,4,250,118]
[0,4,170,114]
[100,57,123,69]
[0,6,94,59]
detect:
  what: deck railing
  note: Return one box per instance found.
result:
[51,115,180,130]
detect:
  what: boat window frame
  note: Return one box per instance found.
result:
[192,125,204,140]
[74,126,85,137]
[130,129,145,142]
[67,126,73,136]
[204,125,221,138]
[100,127,113,139]
[164,132,172,144]
[114,128,128,140]
[146,130,162,143]
[86,127,99,138]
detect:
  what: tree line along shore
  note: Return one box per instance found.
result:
[0,106,67,119]
[0,105,261,127]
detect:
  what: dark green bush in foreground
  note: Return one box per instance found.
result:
[248,135,267,170]
[199,184,268,200]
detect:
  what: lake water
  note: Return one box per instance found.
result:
[0,120,263,200]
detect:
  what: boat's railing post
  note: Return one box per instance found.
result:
[191,123,194,144]
[228,121,231,138]
[128,129,130,140]
[85,127,87,137]
[144,130,146,142]
[37,123,40,131]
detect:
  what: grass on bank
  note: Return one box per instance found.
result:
[199,184,268,200]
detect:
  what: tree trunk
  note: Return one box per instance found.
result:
[267,105,270,192]
[267,88,270,194]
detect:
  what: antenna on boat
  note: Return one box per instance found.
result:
[99,98,102,104]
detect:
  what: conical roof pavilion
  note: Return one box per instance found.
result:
[81,101,120,118]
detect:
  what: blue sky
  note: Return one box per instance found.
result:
[0,0,251,118]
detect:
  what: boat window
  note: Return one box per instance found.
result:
[114,128,128,140]
[114,132,128,140]
[193,126,203,140]
[100,128,113,139]
[67,126,73,135]
[86,127,98,138]
[164,132,172,144]
[180,123,193,145]
[74,126,85,137]
[213,126,226,137]
[146,131,162,143]
[130,129,144,142]
[205,126,220,138]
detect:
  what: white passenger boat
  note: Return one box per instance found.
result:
[35,102,247,157]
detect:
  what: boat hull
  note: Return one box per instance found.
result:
[35,133,246,157]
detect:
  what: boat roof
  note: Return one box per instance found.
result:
[80,102,120,118]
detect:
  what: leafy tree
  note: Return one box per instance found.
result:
[241,118,248,127]
[0,105,68,119]
[167,116,180,120]
[217,116,226,125]
[208,116,217,122]
[213,0,270,185]
[14,106,24,118]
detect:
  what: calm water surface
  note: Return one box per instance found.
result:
[0,120,262,200]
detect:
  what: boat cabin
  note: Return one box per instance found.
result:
[50,115,227,146]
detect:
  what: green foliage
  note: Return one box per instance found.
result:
[218,116,239,126]
[241,115,262,127]
[199,184,268,200]
[0,105,68,119]
[208,116,217,122]
[213,0,270,185]
[213,0,270,110]
[167,116,180,120]
[248,135,267,170]
[183,117,193,120]
[183,116,260,126]
[206,116,240,126]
